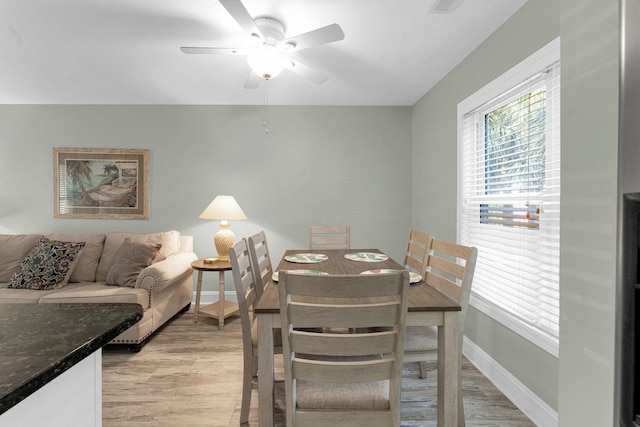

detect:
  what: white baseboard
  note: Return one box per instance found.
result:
[463,336,558,427]
[191,291,238,305]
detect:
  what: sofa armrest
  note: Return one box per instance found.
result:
[136,252,198,292]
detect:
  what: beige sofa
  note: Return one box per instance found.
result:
[0,230,198,351]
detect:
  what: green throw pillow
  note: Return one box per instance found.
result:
[8,238,86,290]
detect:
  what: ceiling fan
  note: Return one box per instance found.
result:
[180,0,345,89]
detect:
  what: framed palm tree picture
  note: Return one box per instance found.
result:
[53,148,150,219]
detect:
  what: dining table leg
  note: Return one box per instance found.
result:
[438,311,460,427]
[258,312,275,427]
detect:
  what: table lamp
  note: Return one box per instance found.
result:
[199,195,247,260]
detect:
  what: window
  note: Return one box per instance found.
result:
[458,39,560,356]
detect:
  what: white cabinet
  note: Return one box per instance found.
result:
[0,350,102,427]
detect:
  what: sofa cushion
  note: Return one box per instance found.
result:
[106,239,161,288]
[0,282,60,302]
[8,238,86,290]
[0,234,43,282]
[48,233,105,283]
[38,282,150,308]
[96,230,180,281]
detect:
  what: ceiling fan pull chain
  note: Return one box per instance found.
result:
[263,79,269,134]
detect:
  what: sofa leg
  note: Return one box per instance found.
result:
[179,303,191,314]
[128,343,143,353]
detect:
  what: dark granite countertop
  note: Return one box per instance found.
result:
[0,303,142,415]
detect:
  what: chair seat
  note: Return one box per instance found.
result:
[297,380,390,410]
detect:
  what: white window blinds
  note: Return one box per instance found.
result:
[458,40,560,356]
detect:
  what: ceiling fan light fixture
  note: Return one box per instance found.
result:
[247,50,287,79]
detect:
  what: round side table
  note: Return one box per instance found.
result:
[191,258,239,330]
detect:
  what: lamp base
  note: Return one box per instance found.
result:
[214,222,236,261]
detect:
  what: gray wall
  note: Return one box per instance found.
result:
[558,0,619,425]
[0,105,412,292]
[412,0,620,424]
[620,0,640,196]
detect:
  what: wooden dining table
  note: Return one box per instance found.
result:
[255,248,462,427]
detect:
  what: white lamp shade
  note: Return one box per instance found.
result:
[247,51,287,79]
[199,195,248,221]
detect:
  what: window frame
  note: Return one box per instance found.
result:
[457,38,561,357]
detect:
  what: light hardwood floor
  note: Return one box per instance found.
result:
[102,307,535,427]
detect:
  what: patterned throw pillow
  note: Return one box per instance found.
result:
[8,238,86,290]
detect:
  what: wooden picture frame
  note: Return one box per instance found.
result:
[53,147,149,219]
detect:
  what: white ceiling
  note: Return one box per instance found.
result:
[0,0,527,106]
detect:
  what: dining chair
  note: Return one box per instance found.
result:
[229,238,281,427]
[400,229,433,377]
[403,229,433,277]
[248,230,273,301]
[404,238,477,426]
[278,270,410,427]
[308,225,350,250]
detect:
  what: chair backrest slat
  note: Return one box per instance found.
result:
[292,358,395,383]
[404,256,423,275]
[309,225,350,250]
[291,330,397,356]
[427,272,463,301]
[288,302,402,329]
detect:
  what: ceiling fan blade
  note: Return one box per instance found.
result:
[244,70,262,89]
[284,24,344,51]
[219,0,262,36]
[285,59,328,85]
[180,47,248,54]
